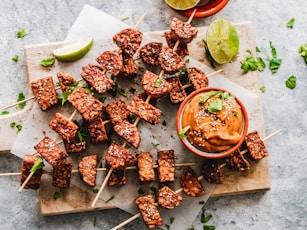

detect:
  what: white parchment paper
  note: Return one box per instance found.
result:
[11,4,259,229]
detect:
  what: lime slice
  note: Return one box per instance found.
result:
[53,37,93,62]
[206,19,239,64]
[165,0,200,10]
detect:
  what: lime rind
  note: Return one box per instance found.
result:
[53,37,93,62]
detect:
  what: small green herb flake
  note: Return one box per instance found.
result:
[199,94,209,104]
[93,188,99,193]
[240,50,266,74]
[287,18,295,28]
[165,224,170,230]
[203,225,216,230]
[54,191,61,200]
[162,120,167,126]
[1,111,9,115]
[119,89,128,97]
[99,96,107,103]
[30,157,44,173]
[150,186,157,195]
[208,98,223,113]
[260,85,266,93]
[138,188,145,195]
[16,124,22,133]
[233,111,238,117]
[151,142,159,148]
[201,213,212,223]
[12,55,19,62]
[170,217,175,224]
[269,58,282,74]
[179,125,190,139]
[298,44,307,64]
[17,92,26,109]
[105,195,115,203]
[199,201,205,205]
[285,75,296,89]
[121,16,129,21]
[129,87,136,94]
[17,29,27,38]
[154,76,163,88]
[10,122,16,128]
[41,58,55,67]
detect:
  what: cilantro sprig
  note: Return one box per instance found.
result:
[285,75,296,89]
[240,49,265,74]
[41,58,55,67]
[298,43,307,64]
[179,126,190,139]
[17,29,27,38]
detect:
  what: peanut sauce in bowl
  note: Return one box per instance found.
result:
[176,87,248,159]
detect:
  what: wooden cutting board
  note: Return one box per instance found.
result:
[18,22,269,216]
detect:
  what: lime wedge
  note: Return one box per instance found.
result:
[165,0,200,10]
[53,37,93,62]
[206,19,239,64]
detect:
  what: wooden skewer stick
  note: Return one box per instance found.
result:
[91,10,149,208]
[0,162,198,177]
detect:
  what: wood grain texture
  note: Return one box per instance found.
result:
[20,22,269,215]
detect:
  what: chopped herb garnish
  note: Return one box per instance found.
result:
[17,29,27,38]
[109,82,118,97]
[129,87,136,94]
[287,18,295,28]
[12,55,19,62]
[233,111,238,117]
[201,212,212,223]
[199,201,205,205]
[54,191,61,200]
[93,217,97,227]
[30,157,44,173]
[170,217,175,224]
[208,98,223,113]
[154,76,163,88]
[150,186,157,195]
[16,124,22,133]
[260,85,266,93]
[185,58,190,63]
[57,82,79,105]
[203,225,216,230]
[10,122,16,128]
[1,111,9,115]
[17,92,26,109]
[179,125,190,139]
[285,75,296,89]
[298,43,307,64]
[199,94,209,104]
[121,16,129,21]
[268,41,282,73]
[162,120,167,126]
[119,89,128,97]
[240,49,266,74]
[138,188,145,195]
[93,188,99,193]
[151,142,159,148]
[165,224,170,230]
[105,195,115,203]
[99,96,107,103]
[40,58,55,67]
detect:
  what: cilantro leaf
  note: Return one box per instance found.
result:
[17,92,26,109]
[269,58,282,74]
[154,76,163,88]
[30,158,44,173]
[1,111,9,115]
[17,29,27,38]
[208,98,223,113]
[12,55,19,62]
[179,126,190,139]
[260,85,266,93]
[298,44,307,64]
[54,191,61,200]
[240,50,266,74]
[41,58,55,67]
[285,75,296,89]
[287,18,295,28]
[203,225,216,230]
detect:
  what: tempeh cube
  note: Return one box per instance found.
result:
[245,130,269,160]
[135,195,163,229]
[187,67,209,90]
[96,50,123,76]
[31,76,58,111]
[105,142,137,169]
[114,120,140,149]
[79,155,97,187]
[117,55,137,78]
[57,72,77,92]
[166,77,187,103]
[141,70,172,99]
[52,160,73,188]
[170,17,198,44]
[105,99,130,125]
[157,150,175,183]
[225,150,250,171]
[201,160,224,184]
[164,31,189,58]
[137,152,155,182]
[181,167,205,197]
[63,136,86,153]
[106,163,126,187]
[49,112,79,142]
[112,28,143,57]
[158,46,186,74]
[157,185,183,210]
[68,87,104,122]
[20,155,43,190]
[34,136,68,167]
[139,42,163,66]
[127,94,162,125]
[81,63,114,94]
[87,116,108,143]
